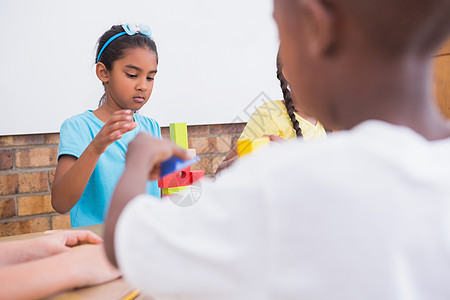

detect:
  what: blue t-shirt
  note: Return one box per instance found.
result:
[58,110,161,227]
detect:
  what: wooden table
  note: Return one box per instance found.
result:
[0,224,154,300]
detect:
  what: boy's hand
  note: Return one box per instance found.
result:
[91,110,137,154]
[126,132,194,180]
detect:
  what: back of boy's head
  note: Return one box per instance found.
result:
[336,0,450,57]
[96,25,158,70]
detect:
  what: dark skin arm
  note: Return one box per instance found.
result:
[52,110,137,213]
[104,133,193,267]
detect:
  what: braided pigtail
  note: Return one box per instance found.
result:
[276,53,303,138]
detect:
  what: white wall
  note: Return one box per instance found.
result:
[0,0,281,135]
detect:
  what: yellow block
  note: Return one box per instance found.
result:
[170,123,188,150]
[237,137,270,157]
[162,185,189,195]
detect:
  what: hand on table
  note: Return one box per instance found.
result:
[68,244,121,288]
[36,230,104,258]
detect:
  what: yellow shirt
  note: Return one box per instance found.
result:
[239,100,326,141]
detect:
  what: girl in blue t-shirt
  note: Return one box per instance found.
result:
[52,24,161,227]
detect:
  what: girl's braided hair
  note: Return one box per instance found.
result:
[276,52,303,138]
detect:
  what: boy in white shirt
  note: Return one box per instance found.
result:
[104,0,450,298]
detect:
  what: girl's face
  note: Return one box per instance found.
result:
[104,47,158,111]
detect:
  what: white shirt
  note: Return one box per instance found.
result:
[115,120,450,300]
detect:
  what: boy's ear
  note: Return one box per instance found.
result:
[302,0,336,57]
[96,62,110,84]
[282,67,290,83]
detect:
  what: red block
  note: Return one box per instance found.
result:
[158,168,205,189]
[158,166,191,188]
[189,170,204,184]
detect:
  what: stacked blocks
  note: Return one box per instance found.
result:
[170,123,188,150]
[159,123,204,195]
[237,137,270,157]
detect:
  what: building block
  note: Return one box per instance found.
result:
[237,137,270,157]
[160,124,204,196]
[170,123,188,150]
[160,156,199,178]
[159,167,205,189]
[159,166,191,188]
[162,186,189,195]
[189,170,204,184]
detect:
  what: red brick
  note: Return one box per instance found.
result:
[216,135,234,153]
[187,125,209,137]
[0,149,13,170]
[17,194,54,216]
[15,146,58,168]
[0,172,49,196]
[212,155,227,174]
[45,133,60,145]
[188,137,218,155]
[0,135,45,147]
[191,157,212,175]
[0,217,50,237]
[160,127,170,139]
[48,170,56,188]
[209,123,246,135]
[51,215,71,230]
[0,198,15,219]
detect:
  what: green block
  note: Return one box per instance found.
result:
[162,185,188,195]
[170,123,188,150]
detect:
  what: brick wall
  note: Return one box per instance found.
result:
[0,123,245,237]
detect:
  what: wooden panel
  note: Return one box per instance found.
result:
[434,37,450,118]
[435,39,450,56]
[434,54,450,118]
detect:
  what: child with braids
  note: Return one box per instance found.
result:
[217,51,326,172]
[52,24,161,227]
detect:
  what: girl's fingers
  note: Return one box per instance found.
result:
[63,230,104,247]
[106,122,137,141]
[102,121,137,138]
[106,111,134,126]
[171,144,195,161]
[263,134,286,143]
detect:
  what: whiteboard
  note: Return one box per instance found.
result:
[0,0,281,135]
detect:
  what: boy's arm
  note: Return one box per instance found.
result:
[0,245,120,300]
[104,133,192,267]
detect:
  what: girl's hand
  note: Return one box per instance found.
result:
[0,230,104,267]
[91,110,137,154]
[263,134,286,144]
[69,245,121,288]
[126,132,194,180]
[35,230,104,258]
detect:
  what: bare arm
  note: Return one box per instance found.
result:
[51,110,137,213]
[0,230,103,267]
[104,133,192,267]
[215,144,238,174]
[0,245,120,300]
